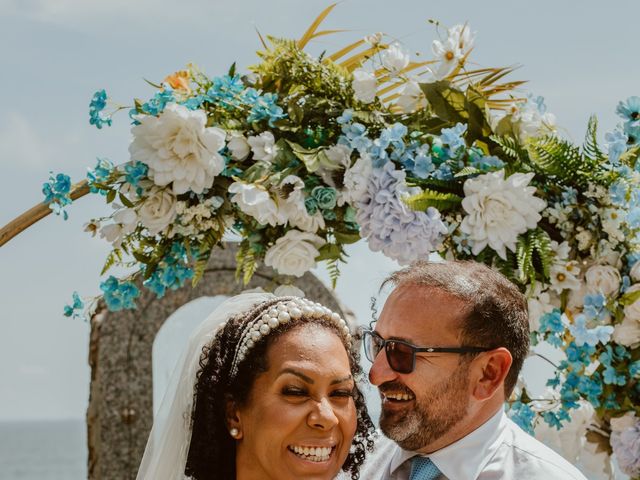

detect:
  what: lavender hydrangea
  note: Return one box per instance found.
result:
[356,161,447,264]
[611,419,640,477]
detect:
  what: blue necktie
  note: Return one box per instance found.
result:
[409,456,442,480]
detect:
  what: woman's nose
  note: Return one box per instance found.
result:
[307,397,339,430]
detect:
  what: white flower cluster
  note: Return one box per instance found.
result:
[356,161,447,264]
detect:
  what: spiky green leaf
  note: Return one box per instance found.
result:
[403,189,462,212]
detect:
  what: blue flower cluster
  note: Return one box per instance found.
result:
[87,157,114,195]
[42,172,72,220]
[206,75,286,127]
[89,89,112,129]
[63,291,84,319]
[100,276,140,311]
[506,401,535,434]
[143,243,194,298]
[568,314,613,347]
[141,86,175,116]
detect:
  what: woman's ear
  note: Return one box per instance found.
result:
[225,395,244,440]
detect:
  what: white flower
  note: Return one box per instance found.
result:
[228,182,280,226]
[610,417,640,477]
[550,261,582,294]
[431,36,462,79]
[611,412,638,433]
[623,284,640,322]
[510,98,557,142]
[614,315,640,348]
[381,43,410,76]
[526,283,556,332]
[585,264,621,297]
[100,208,137,247]
[447,24,475,54]
[138,188,177,235]
[575,439,612,480]
[352,69,377,104]
[460,170,546,260]
[550,240,570,262]
[247,131,278,162]
[274,284,305,297]
[264,230,326,277]
[601,208,625,242]
[364,32,383,46]
[534,401,594,463]
[227,132,251,161]
[395,80,426,113]
[277,175,325,233]
[575,229,593,251]
[338,154,373,206]
[631,261,640,282]
[129,103,226,195]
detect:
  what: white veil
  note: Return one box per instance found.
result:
[136,292,274,480]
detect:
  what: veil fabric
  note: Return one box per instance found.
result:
[136,292,274,480]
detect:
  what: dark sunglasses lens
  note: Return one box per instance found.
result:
[364,332,383,362]
[386,341,414,373]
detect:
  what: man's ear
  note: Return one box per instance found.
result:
[225,395,244,440]
[471,347,512,401]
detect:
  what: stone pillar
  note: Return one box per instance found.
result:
[86,243,352,480]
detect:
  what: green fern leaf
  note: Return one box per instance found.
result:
[101,248,122,275]
[403,189,462,212]
[326,257,340,289]
[583,115,606,163]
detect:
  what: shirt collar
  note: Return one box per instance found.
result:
[389,409,507,480]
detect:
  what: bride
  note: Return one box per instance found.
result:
[136,292,375,479]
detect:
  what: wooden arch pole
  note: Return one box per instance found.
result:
[0,180,90,248]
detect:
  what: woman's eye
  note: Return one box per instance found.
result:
[331,389,354,398]
[282,387,307,397]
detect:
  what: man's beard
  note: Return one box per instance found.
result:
[378,363,470,451]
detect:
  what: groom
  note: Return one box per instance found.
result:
[360,260,587,480]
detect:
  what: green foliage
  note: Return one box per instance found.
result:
[235,240,258,285]
[527,133,606,187]
[101,248,122,275]
[192,230,222,287]
[403,188,462,213]
[326,257,340,289]
[516,228,552,285]
[583,116,607,163]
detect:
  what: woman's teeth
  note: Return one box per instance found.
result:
[289,445,333,462]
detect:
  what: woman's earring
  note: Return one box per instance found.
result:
[229,428,240,438]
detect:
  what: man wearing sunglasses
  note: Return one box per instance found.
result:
[358,260,586,480]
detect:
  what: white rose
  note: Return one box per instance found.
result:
[352,69,377,104]
[339,154,373,206]
[264,230,326,277]
[277,175,325,233]
[129,103,226,195]
[274,284,305,297]
[322,144,352,170]
[381,43,410,75]
[623,284,640,322]
[247,131,278,162]
[630,262,640,282]
[396,80,426,113]
[227,132,250,161]
[228,182,279,226]
[612,316,640,348]
[585,264,621,297]
[139,188,177,235]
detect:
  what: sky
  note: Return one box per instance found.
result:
[1,0,640,422]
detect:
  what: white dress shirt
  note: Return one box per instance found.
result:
[352,410,588,480]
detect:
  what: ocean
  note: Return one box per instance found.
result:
[0,420,86,480]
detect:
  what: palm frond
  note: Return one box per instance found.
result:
[297,3,339,50]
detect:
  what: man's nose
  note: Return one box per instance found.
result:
[368,348,398,386]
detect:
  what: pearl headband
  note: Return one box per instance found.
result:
[227,297,352,380]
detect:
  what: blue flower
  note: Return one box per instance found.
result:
[542,409,571,430]
[99,276,140,311]
[582,293,608,321]
[605,129,629,164]
[470,153,504,172]
[42,172,73,220]
[142,87,175,116]
[507,401,535,435]
[143,243,193,298]
[627,207,640,228]
[89,89,112,129]
[337,109,353,125]
[568,314,614,347]
[616,96,640,122]
[124,161,148,187]
[63,291,84,319]
[440,123,467,152]
[87,157,114,194]
[561,186,578,205]
[609,182,627,206]
[181,95,205,110]
[539,309,564,333]
[246,92,287,127]
[433,164,453,180]
[412,153,435,179]
[624,121,640,145]
[206,74,245,107]
[630,360,640,379]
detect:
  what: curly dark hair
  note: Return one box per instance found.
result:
[184,296,376,480]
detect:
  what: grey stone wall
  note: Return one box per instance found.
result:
[86,243,352,480]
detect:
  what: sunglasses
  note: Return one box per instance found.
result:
[363,329,492,374]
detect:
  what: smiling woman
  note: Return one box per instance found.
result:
[136,292,375,480]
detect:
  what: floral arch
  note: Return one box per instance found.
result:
[2,4,639,479]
